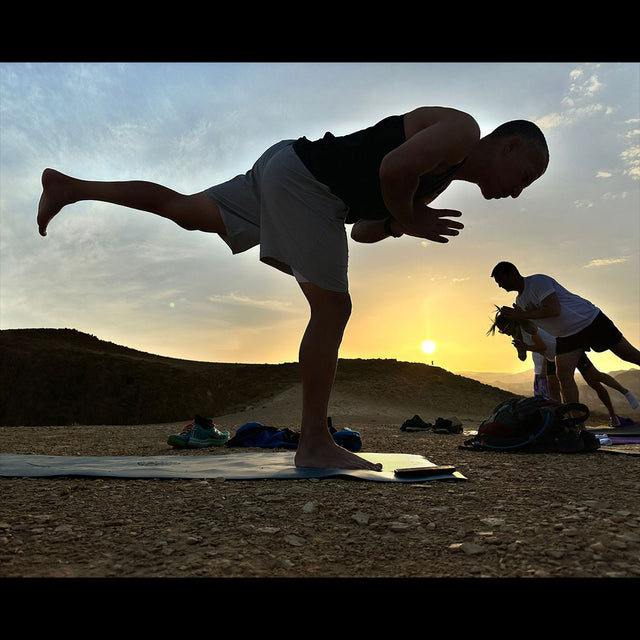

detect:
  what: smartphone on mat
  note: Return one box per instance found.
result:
[394,465,456,478]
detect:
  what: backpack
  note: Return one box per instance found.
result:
[462,395,600,453]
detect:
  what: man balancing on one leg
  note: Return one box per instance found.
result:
[38,106,549,471]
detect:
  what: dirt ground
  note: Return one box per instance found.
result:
[2,384,639,581]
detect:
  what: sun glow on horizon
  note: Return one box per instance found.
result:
[421,340,437,354]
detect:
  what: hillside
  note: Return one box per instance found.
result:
[0,328,516,426]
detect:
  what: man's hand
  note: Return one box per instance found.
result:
[501,293,561,321]
[403,204,464,243]
[501,304,526,320]
[512,337,528,361]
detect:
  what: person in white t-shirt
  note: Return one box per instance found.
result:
[490,262,640,409]
[488,308,639,426]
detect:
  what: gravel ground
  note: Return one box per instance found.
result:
[2,415,639,580]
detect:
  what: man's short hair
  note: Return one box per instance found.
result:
[491,261,520,278]
[488,120,549,166]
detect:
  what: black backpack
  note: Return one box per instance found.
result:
[462,395,600,453]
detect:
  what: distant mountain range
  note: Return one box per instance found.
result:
[459,367,640,417]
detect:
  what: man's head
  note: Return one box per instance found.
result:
[491,261,523,292]
[477,120,548,200]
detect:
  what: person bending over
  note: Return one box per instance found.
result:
[488,308,638,426]
[491,262,640,409]
[37,107,549,470]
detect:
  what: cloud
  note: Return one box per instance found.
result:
[537,103,607,130]
[583,257,629,268]
[565,65,605,104]
[620,126,640,180]
[573,199,595,208]
[537,66,638,185]
[536,63,608,130]
[602,191,630,200]
[208,292,297,312]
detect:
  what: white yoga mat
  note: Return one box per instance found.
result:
[0,451,465,482]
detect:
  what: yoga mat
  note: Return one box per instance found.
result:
[587,423,640,437]
[599,446,640,457]
[0,451,466,482]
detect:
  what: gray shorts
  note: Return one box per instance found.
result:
[206,140,350,293]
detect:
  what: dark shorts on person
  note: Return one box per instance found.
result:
[555,311,623,355]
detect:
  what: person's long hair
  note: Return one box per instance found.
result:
[487,306,522,340]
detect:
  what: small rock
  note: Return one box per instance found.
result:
[608,539,628,550]
[54,525,73,534]
[449,542,485,555]
[302,501,317,513]
[480,517,505,527]
[352,512,369,525]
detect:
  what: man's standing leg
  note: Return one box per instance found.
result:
[294,282,382,471]
[555,349,584,404]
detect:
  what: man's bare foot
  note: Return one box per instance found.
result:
[37,168,75,236]
[294,438,383,471]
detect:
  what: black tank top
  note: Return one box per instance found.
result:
[293,115,464,223]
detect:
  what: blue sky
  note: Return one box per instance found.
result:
[1,62,638,374]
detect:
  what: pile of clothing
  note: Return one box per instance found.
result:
[167,415,362,452]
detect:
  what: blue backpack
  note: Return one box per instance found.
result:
[462,396,599,453]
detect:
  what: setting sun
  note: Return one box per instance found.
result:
[421,340,436,354]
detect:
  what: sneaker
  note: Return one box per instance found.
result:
[167,422,195,448]
[187,415,230,448]
[167,416,230,448]
[434,416,463,434]
[400,415,433,432]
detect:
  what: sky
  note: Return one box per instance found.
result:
[1,62,638,376]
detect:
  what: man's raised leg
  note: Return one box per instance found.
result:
[610,336,640,367]
[37,168,225,236]
[294,282,382,471]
